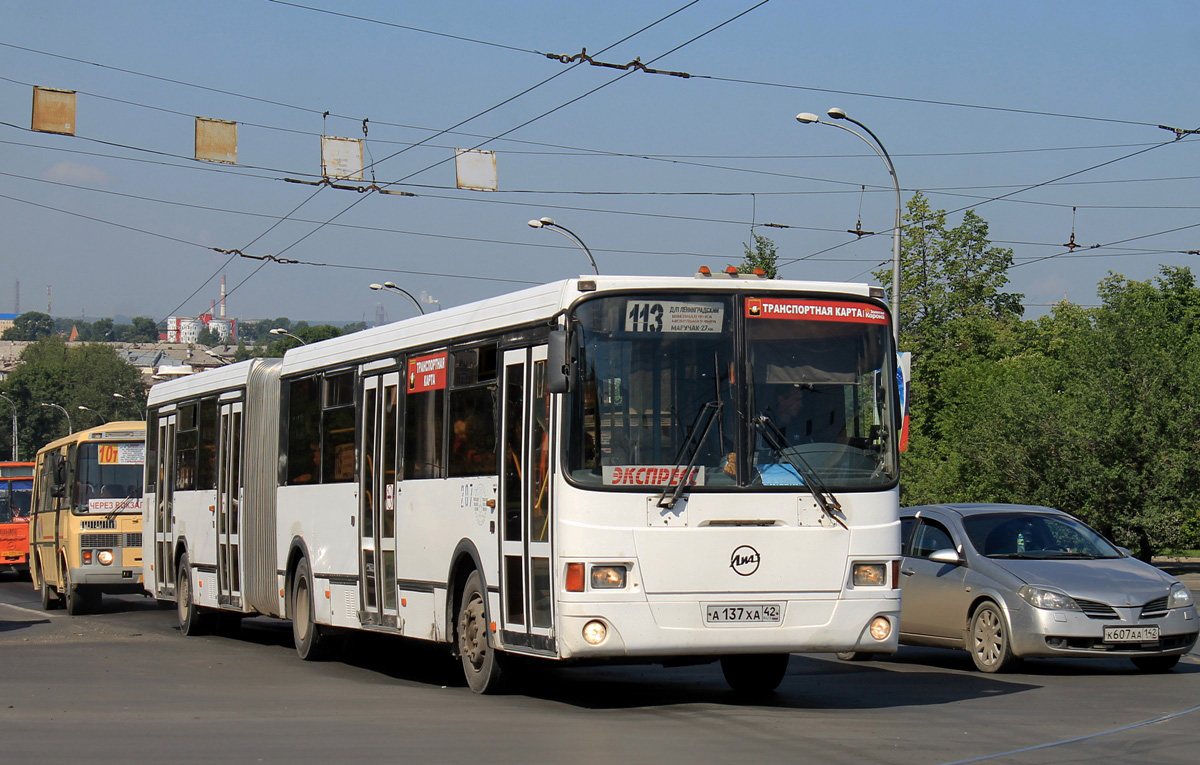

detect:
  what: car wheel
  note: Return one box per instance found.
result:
[969,602,1019,673]
[1131,655,1180,673]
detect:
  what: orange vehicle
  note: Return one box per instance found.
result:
[0,461,35,578]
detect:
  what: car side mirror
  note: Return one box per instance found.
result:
[929,548,962,565]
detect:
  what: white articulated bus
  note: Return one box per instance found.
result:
[143,272,902,693]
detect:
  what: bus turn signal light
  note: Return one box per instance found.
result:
[565,563,585,592]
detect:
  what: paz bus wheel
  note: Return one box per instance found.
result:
[292,557,340,660]
[720,653,790,694]
[457,571,507,694]
[63,564,92,616]
[39,563,61,611]
[177,553,213,636]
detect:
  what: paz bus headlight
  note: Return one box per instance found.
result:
[97,550,114,566]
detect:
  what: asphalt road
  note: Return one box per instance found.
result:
[1,576,1198,764]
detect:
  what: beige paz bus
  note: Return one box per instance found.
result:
[30,422,146,614]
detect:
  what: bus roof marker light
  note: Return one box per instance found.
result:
[696,266,712,277]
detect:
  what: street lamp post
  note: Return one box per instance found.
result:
[77,405,107,425]
[527,217,600,275]
[0,392,18,461]
[269,328,307,346]
[40,401,72,435]
[368,282,426,315]
[797,108,902,342]
[112,393,145,420]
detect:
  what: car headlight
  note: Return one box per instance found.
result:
[1169,582,1194,609]
[1018,585,1079,611]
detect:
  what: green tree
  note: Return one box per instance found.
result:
[905,267,1200,559]
[0,336,145,455]
[735,233,779,279]
[1,311,56,341]
[130,317,160,342]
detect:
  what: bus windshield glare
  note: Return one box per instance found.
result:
[565,293,898,491]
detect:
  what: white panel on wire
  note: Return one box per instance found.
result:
[195,117,237,164]
[454,149,498,191]
[321,136,364,181]
[32,86,77,135]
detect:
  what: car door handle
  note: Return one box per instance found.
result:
[901,568,915,576]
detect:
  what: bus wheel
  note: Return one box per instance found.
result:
[39,564,61,611]
[292,557,340,661]
[177,552,213,636]
[720,653,790,694]
[62,564,96,616]
[457,571,507,694]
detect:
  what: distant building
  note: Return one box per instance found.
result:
[162,314,236,344]
[0,313,17,335]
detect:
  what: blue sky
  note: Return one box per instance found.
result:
[2,1,1198,325]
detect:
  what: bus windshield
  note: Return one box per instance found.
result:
[565,292,898,491]
[75,442,145,514]
[0,479,33,522]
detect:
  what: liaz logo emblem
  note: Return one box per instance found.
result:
[729,545,760,576]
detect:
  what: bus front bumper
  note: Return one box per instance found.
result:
[554,594,900,659]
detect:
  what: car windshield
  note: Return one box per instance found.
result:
[962,512,1122,559]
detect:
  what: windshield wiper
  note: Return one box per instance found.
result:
[104,495,138,523]
[753,414,847,529]
[656,400,722,510]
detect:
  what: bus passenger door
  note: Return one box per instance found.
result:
[216,401,243,608]
[154,413,176,597]
[499,346,555,653]
[359,372,400,627]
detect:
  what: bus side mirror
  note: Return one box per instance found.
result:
[548,329,571,394]
[51,456,67,497]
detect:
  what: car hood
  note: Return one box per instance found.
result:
[992,557,1176,606]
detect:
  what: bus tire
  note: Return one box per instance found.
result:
[292,557,339,661]
[177,552,213,636]
[720,653,790,694]
[457,571,507,694]
[39,563,61,611]
[62,563,96,616]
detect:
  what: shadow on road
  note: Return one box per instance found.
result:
[0,617,50,633]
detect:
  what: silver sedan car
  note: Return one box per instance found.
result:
[882,504,1197,672]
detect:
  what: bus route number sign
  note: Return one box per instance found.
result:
[97,443,145,465]
[624,301,724,334]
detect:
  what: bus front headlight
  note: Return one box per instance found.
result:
[97,550,114,566]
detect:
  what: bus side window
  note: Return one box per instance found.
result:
[448,345,498,478]
[322,372,356,484]
[286,376,321,484]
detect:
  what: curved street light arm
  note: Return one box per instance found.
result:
[799,115,902,342]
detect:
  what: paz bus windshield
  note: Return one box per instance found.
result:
[73,442,145,514]
[565,292,898,492]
